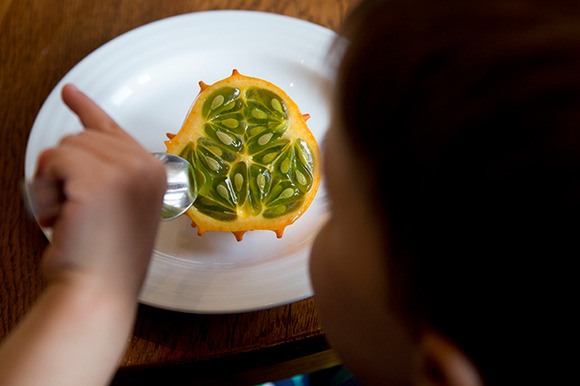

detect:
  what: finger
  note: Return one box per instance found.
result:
[28,178,64,227]
[30,148,61,225]
[30,146,84,226]
[56,130,149,170]
[33,144,105,225]
[61,84,122,133]
[35,148,54,178]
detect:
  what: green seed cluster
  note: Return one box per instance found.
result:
[179,86,316,221]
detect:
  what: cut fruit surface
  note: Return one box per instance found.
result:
[165,70,321,241]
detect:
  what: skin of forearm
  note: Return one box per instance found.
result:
[0,273,137,386]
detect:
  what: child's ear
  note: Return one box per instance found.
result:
[416,329,483,386]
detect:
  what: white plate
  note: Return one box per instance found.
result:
[25,10,335,313]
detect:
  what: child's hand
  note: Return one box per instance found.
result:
[34,84,166,298]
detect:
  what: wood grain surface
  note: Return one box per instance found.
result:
[0,0,360,382]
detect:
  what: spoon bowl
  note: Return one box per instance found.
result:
[153,152,197,221]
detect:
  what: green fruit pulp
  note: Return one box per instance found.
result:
[179,86,316,221]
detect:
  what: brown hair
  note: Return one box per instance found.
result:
[336,0,580,383]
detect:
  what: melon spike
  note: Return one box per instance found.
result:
[232,231,246,242]
[199,81,210,91]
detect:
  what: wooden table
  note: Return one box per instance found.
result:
[0,0,360,384]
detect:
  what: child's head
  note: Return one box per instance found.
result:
[310,0,579,384]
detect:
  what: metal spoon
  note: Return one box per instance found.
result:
[25,152,197,223]
[152,152,197,221]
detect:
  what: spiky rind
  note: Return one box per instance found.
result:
[165,70,321,241]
